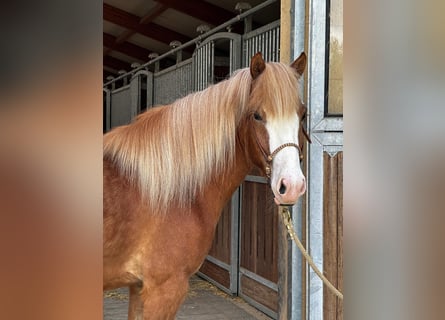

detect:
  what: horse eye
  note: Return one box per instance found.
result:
[253,112,263,121]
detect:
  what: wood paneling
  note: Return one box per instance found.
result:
[323,152,343,320]
[241,275,278,312]
[200,200,232,291]
[199,260,230,289]
[337,152,343,320]
[201,178,279,313]
[238,180,279,315]
[207,201,231,264]
[240,181,278,283]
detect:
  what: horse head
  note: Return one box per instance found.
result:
[244,52,309,205]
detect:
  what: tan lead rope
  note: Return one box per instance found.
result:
[279,206,344,300]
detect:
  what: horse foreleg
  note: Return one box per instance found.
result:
[139,277,189,320]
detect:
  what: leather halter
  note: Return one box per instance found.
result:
[265,143,302,179]
[252,117,310,180]
[253,126,304,179]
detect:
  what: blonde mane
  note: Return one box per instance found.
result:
[104,62,301,212]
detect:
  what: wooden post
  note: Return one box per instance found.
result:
[323,152,343,320]
[280,0,292,64]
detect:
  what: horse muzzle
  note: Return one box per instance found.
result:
[273,176,306,205]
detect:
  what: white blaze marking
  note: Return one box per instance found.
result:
[265,114,306,203]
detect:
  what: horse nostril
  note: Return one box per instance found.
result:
[279,182,287,195]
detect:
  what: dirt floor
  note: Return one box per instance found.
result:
[104,275,273,319]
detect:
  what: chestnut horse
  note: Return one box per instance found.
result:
[103,52,309,319]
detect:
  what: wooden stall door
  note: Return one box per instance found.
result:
[198,199,236,293]
[239,176,279,319]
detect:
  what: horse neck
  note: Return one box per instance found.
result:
[194,135,252,226]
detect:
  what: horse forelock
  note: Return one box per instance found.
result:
[251,62,303,119]
[103,68,253,213]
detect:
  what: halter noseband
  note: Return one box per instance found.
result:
[252,115,311,180]
[253,125,304,179]
[264,143,302,179]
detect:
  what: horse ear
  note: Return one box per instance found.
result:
[250,52,266,80]
[290,52,307,76]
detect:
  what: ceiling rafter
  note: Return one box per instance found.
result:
[153,0,234,26]
[139,3,169,25]
[104,3,191,46]
[104,3,168,58]
[104,33,152,62]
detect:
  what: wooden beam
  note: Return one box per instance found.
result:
[139,3,168,25]
[103,3,191,45]
[104,33,152,62]
[113,4,168,46]
[280,0,292,64]
[153,0,234,26]
[103,4,185,62]
[115,30,135,46]
[323,152,343,320]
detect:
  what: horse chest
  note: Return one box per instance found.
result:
[146,214,214,272]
